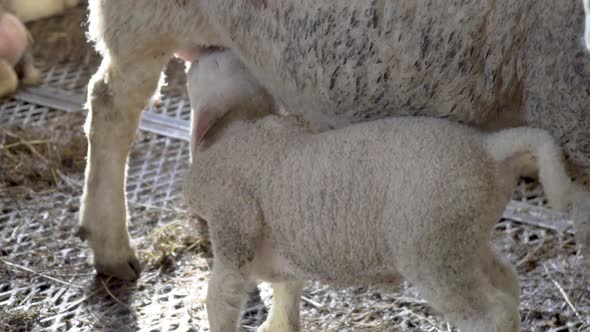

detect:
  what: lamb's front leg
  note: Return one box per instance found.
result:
[207,258,257,332]
[79,52,170,280]
[257,281,304,332]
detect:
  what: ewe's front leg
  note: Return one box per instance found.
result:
[258,281,303,332]
[79,54,170,280]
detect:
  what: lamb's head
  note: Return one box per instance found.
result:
[187,48,277,151]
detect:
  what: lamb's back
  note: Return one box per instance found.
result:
[258,117,503,282]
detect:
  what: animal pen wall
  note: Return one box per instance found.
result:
[0,4,588,332]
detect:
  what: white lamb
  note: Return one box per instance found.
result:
[184,50,590,332]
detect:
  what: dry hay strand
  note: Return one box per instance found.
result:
[496,221,590,331]
[0,112,86,189]
[138,214,211,274]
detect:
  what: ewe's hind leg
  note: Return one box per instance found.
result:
[481,248,520,308]
[258,281,304,332]
[80,51,171,280]
[406,246,520,332]
[207,258,256,332]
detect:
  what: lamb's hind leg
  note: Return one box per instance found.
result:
[79,48,172,281]
[405,244,520,332]
[205,193,264,332]
[257,281,304,332]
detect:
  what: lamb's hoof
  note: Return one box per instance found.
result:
[95,256,141,281]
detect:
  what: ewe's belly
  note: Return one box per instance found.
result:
[218,0,526,128]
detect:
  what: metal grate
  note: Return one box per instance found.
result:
[38,62,93,95]
[0,98,64,126]
[127,134,189,209]
[152,92,192,122]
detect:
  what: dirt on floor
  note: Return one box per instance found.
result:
[1,3,589,332]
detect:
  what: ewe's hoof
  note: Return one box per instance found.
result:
[95,256,141,281]
[76,226,141,281]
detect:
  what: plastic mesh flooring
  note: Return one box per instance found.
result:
[0,63,585,331]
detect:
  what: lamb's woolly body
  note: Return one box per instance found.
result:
[183,50,589,332]
[187,116,513,284]
[187,113,531,332]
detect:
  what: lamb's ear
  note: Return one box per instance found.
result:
[191,107,213,151]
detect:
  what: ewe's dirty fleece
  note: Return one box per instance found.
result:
[201,0,590,183]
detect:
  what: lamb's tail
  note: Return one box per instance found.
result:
[484,127,572,211]
[485,127,590,254]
